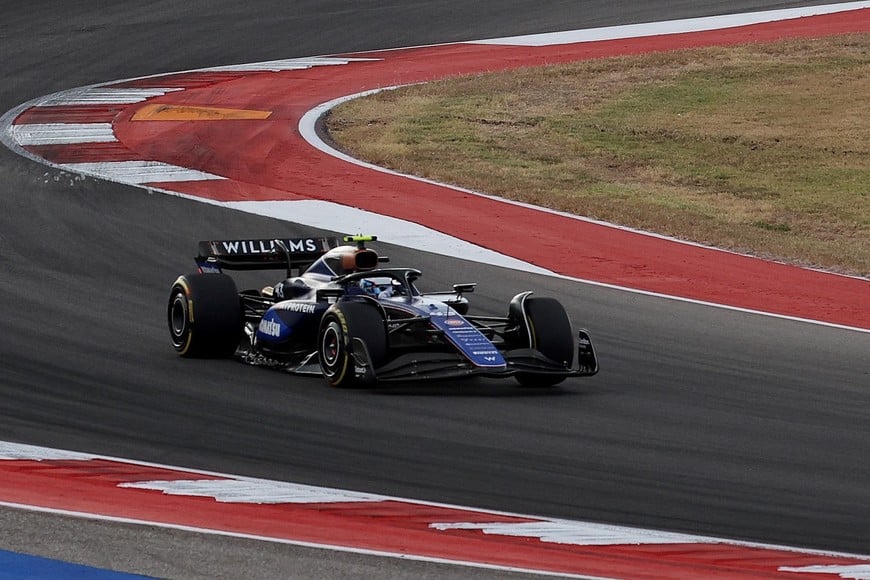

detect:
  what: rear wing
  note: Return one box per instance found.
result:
[196,237,339,274]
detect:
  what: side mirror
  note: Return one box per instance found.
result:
[453,283,476,295]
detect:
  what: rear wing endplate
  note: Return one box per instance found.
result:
[196,237,339,273]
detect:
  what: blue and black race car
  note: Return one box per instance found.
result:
[168,235,598,388]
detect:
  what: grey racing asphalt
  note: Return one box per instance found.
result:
[1,1,867,577]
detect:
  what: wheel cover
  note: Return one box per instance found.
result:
[169,292,189,347]
[321,323,342,370]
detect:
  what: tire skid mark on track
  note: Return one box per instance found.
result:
[2,6,867,332]
[1,7,870,577]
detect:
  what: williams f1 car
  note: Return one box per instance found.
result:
[167,235,598,387]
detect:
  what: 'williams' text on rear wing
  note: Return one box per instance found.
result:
[195,237,339,273]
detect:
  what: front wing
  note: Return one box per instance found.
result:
[347,329,598,383]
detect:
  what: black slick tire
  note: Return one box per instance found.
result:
[318,300,387,388]
[168,273,242,358]
[516,297,573,388]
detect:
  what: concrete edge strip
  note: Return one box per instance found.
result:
[470,1,870,45]
[1,5,867,334]
[0,501,604,580]
[3,440,870,563]
[298,93,870,335]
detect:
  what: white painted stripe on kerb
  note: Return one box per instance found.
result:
[431,520,718,546]
[3,439,870,574]
[206,57,380,72]
[0,441,96,461]
[119,479,388,504]
[298,87,870,334]
[36,87,182,106]
[471,2,870,46]
[225,199,557,275]
[12,123,116,145]
[61,160,225,183]
[780,565,870,578]
[2,4,866,335]
[0,503,608,580]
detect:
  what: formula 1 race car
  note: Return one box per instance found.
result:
[167,235,597,388]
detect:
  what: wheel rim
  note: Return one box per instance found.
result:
[321,322,342,370]
[169,292,189,346]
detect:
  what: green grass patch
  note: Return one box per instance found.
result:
[326,34,870,276]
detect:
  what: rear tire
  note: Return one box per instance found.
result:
[318,300,387,388]
[515,297,573,388]
[168,273,242,358]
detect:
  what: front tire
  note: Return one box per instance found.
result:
[318,300,387,388]
[168,273,242,358]
[515,297,574,387]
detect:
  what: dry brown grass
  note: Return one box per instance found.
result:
[326,34,870,276]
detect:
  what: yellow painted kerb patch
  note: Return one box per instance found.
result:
[132,104,272,121]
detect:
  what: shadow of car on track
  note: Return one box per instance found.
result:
[362,378,587,398]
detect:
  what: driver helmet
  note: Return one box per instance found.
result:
[360,278,382,297]
[360,278,396,299]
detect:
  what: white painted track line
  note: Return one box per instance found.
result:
[472,2,870,45]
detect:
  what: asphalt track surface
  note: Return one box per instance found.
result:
[1,1,868,578]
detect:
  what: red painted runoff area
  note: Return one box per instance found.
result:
[15,9,870,329]
[1,455,869,578]
[56,10,870,329]
[4,10,870,576]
